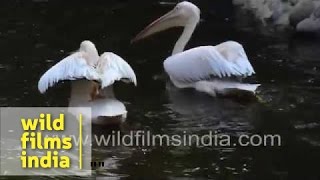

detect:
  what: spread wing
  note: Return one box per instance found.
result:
[163,41,255,85]
[38,52,100,93]
[96,52,137,88]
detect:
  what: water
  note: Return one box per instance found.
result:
[1,0,320,179]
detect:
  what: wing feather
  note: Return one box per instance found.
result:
[38,52,99,93]
[163,42,255,85]
[314,6,320,19]
[96,52,137,88]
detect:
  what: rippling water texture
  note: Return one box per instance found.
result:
[0,0,320,179]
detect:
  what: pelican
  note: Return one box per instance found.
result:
[289,0,313,26]
[38,40,137,125]
[132,1,259,97]
[296,4,320,33]
[288,0,320,33]
[233,0,320,31]
[233,0,294,26]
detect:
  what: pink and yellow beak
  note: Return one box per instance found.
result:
[131,8,185,43]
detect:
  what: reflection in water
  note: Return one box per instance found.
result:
[68,82,128,125]
[0,139,89,177]
[164,82,256,133]
[0,140,22,176]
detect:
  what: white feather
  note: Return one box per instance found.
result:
[163,41,255,87]
[194,80,260,97]
[38,41,135,124]
[38,52,100,94]
[96,52,137,88]
[297,5,320,32]
[38,52,137,94]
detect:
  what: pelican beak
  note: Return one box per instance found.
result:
[131,8,183,43]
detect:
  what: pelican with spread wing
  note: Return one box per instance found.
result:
[38,40,137,125]
[132,1,259,97]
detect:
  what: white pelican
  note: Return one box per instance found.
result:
[233,0,294,26]
[132,1,259,97]
[287,0,320,33]
[38,40,137,125]
[296,4,320,33]
[289,0,315,26]
[233,0,320,31]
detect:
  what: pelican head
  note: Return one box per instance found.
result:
[80,40,96,52]
[79,40,99,66]
[132,1,200,43]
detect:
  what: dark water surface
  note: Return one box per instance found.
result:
[1,0,320,179]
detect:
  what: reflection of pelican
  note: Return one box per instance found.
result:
[165,82,255,133]
[38,40,137,125]
[132,2,259,97]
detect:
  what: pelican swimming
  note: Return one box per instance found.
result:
[234,0,320,32]
[38,40,137,125]
[132,1,259,97]
[233,0,294,26]
[295,2,320,33]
